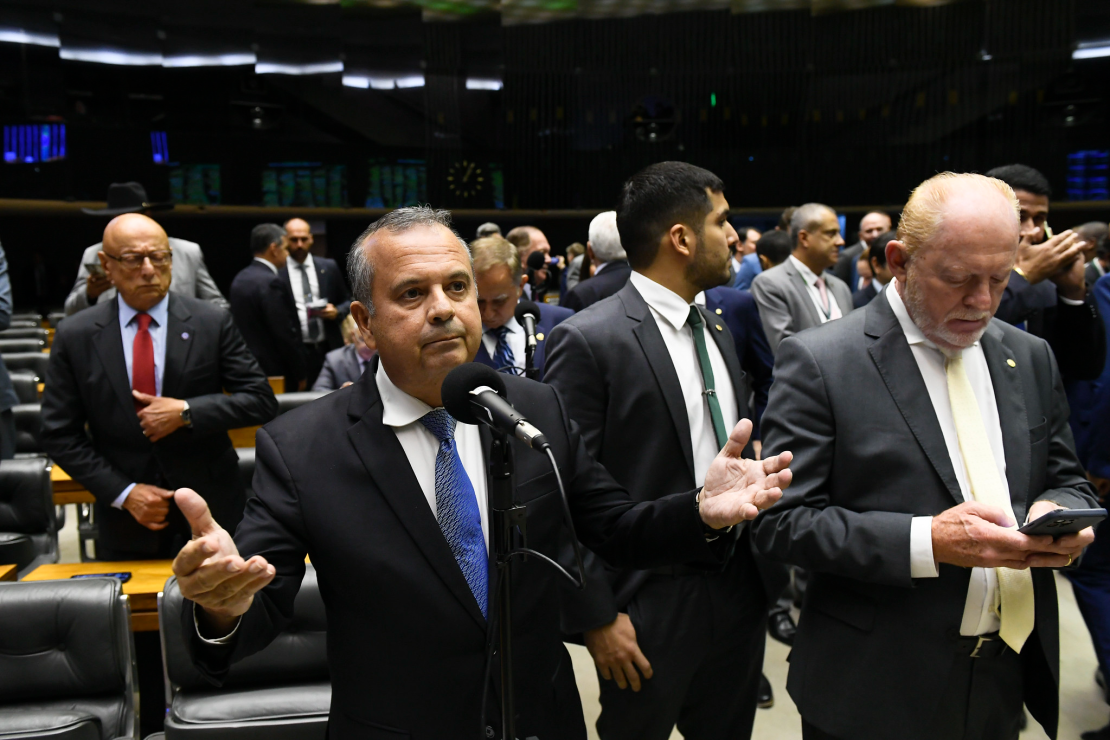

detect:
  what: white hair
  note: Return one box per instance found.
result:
[588,211,626,263]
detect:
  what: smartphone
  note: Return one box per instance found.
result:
[84,260,105,278]
[1018,508,1106,537]
[71,572,132,583]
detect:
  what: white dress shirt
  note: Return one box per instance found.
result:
[481,315,526,372]
[630,272,739,486]
[789,255,843,323]
[889,286,1006,636]
[113,294,170,509]
[287,253,324,343]
[593,261,611,275]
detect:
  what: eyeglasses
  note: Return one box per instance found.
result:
[105,250,172,270]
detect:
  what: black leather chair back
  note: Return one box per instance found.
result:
[161,566,328,692]
[13,403,42,453]
[1,351,50,379]
[275,391,328,416]
[47,312,66,327]
[0,578,136,740]
[0,328,49,341]
[236,447,256,499]
[10,314,44,326]
[0,338,46,354]
[9,370,40,404]
[0,458,56,573]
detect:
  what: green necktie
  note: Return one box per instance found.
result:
[686,305,729,450]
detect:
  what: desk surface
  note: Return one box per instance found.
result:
[0,564,16,582]
[23,560,173,616]
[51,465,95,505]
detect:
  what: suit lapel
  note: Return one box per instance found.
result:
[700,305,748,418]
[345,369,487,633]
[980,326,1031,518]
[784,261,824,327]
[92,297,140,418]
[161,295,195,399]
[622,286,696,481]
[865,299,963,504]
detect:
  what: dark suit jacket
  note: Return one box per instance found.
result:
[279,255,352,351]
[1074,274,1110,478]
[833,240,864,287]
[230,261,307,388]
[995,269,1106,381]
[186,365,722,739]
[751,294,1098,740]
[704,286,774,438]
[474,302,573,381]
[1086,261,1105,293]
[852,281,879,308]
[545,282,756,633]
[41,295,277,556]
[311,344,368,392]
[560,260,632,312]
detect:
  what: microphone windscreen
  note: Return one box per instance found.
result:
[526,251,547,270]
[514,300,542,324]
[442,363,508,425]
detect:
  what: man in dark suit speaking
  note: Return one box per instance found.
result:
[752,172,1098,740]
[169,206,793,740]
[41,214,276,560]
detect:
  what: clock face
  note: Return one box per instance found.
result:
[447,159,485,200]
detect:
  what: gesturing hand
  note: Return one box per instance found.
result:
[172,488,275,637]
[584,613,653,691]
[699,419,793,530]
[1016,229,1084,286]
[133,390,186,442]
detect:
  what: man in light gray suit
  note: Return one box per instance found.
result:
[752,172,1097,740]
[750,202,853,354]
[65,182,227,316]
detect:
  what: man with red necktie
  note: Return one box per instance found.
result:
[42,213,276,560]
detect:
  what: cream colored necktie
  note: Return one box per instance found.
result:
[945,352,1034,653]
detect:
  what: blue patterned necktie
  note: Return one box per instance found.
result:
[488,325,515,373]
[419,409,488,618]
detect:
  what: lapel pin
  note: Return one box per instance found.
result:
[536,332,545,341]
[715,324,723,332]
[181,332,189,340]
[1006,358,1016,367]
[715,308,723,315]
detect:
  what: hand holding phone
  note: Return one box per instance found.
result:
[1018,508,1106,538]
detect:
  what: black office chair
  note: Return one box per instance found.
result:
[13,403,42,454]
[0,578,138,740]
[0,457,58,576]
[9,370,40,404]
[159,566,329,739]
[0,338,46,354]
[10,313,44,326]
[0,328,49,342]
[275,391,328,416]
[235,447,256,499]
[2,351,50,379]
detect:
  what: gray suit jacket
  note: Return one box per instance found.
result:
[311,344,367,391]
[751,293,1097,740]
[833,240,865,285]
[64,238,228,316]
[750,258,853,354]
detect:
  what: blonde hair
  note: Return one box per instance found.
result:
[470,234,523,283]
[340,314,358,344]
[898,172,1019,256]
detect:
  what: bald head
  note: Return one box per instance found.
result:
[858,211,892,247]
[284,218,314,263]
[102,213,168,256]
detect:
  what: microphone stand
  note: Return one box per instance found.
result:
[523,340,538,380]
[488,429,526,740]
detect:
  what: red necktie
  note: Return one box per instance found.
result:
[132,313,156,413]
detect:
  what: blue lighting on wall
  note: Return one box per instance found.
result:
[151,131,169,165]
[3,124,66,164]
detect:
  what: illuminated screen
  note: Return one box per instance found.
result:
[3,123,66,164]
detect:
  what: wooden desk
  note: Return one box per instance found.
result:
[0,564,16,581]
[22,560,173,631]
[52,465,95,505]
[226,377,284,448]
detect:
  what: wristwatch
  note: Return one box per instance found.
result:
[695,489,734,542]
[180,400,192,427]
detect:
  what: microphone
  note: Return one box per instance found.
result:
[514,300,541,350]
[526,250,547,272]
[442,364,550,450]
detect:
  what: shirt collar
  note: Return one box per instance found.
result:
[629,271,694,332]
[293,253,315,272]
[593,260,610,275]
[119,293,169,328]
[376,362,436,429]
[485,316,521,335]
[254,257,278,274]
[789,254,820,286]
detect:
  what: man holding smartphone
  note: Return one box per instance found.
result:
[753,172,1098,740]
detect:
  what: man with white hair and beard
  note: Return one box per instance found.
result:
[752,172,1098,740]
[561,211,633,312]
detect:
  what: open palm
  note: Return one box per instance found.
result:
[700,419,793,530]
